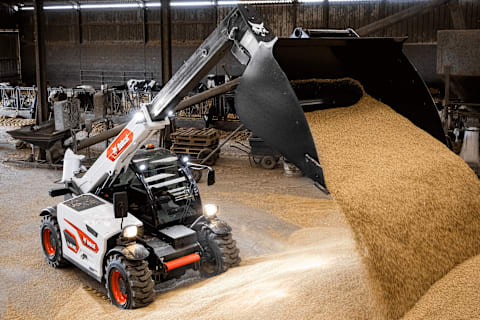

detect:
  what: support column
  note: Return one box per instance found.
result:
[161,0,172,85]
[33,0,48,160]
[33,0,48,125]
[292,0,298,29]
[448,0,466,29]
[323,0,329,29]
[142,1,148,43]
[76,2,82,44]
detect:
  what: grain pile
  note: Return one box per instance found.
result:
[402,254,480,319]
[0,115,35,127]
[303,78,480,319]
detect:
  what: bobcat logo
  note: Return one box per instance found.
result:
[107,129,133,161]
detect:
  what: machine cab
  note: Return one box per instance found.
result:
[103,148,203,232]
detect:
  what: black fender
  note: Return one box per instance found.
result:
[106,243,150,261]
[40,206,57,217]
[203,219,232,236]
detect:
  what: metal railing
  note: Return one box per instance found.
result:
[80,70,161,86]
[0,86,36,113]
[177,93,239,121]
[47,86,157,115]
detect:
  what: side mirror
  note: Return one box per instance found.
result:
[113,191,129,219]
[207,169,215,186]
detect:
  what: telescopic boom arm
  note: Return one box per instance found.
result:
[71,5,276,194]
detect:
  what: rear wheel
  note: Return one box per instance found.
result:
[40,215,68,268]
[105,254,155,309]
[199,229,241,278]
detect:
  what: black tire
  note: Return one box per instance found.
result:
[40,215,68,268]
[199,229,241,278]
[105,254,155,309]
[260,156,277,170]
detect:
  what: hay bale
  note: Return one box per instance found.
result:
[304,79,480,319]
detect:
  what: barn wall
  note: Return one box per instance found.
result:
[17,0,480,87]
[0,5,21,83]
[0,4,19,29]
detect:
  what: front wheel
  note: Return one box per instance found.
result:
[40,215,68,268]
[199,229,241,278]
[105,254,155,309]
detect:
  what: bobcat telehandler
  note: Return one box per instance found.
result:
[39,4,445,309]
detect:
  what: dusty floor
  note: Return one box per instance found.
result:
[0,125,362,319]
[1,114,478,320]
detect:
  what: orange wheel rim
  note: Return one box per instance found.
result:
[111,270,127,305]
[43,228,56,255]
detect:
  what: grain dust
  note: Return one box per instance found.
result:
[214,191,342,228]
[53,227,379,320]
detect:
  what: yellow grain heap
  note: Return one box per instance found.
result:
[303,78,480,319]
[402,254,480,319]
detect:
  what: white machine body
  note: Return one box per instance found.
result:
[57,193,142,280]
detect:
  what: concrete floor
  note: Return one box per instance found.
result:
[0,125,340,319]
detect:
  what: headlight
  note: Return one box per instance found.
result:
[134,112,145,123]
[122,225,138,238]
[204,204,218,218]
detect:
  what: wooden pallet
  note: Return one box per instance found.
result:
[173,136,219,146]
[170,128,220,165]
[171,145,212,154]
[171,144,219,157]
[172,142,219,149]
[171,128,218,144]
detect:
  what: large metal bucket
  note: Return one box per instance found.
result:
[234,37,446,188]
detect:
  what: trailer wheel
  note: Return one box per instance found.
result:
[260,156,277,169]
[199,229,241,278]
[40,215,68,268]
[105,254,155,309]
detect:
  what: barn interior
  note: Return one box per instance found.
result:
[0,1,480,319]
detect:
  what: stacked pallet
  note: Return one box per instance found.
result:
[170,127,220,165]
